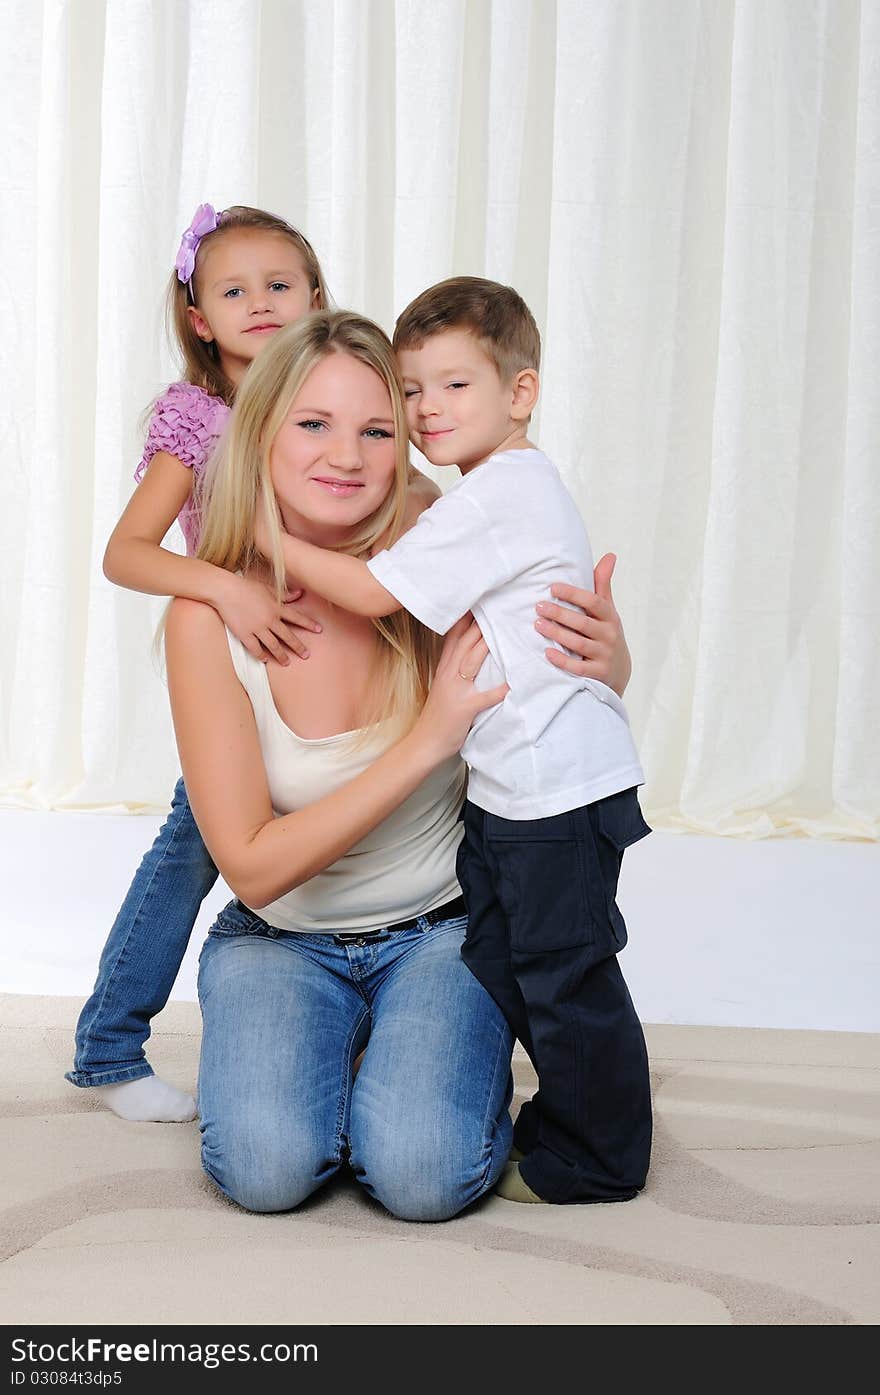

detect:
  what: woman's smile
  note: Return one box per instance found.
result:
[310,476,366,496]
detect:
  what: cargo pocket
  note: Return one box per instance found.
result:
[486,811,594,953]
[588,788,651,948]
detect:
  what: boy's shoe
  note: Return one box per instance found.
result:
[494,1161,546,1204]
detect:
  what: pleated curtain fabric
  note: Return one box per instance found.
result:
[0,0,877,837]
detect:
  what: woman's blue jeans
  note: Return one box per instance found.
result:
[197,900,514,1221]
[66,778,217,1087]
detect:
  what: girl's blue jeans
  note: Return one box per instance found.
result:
[196,900,514,1221]
[66,778,217,1087]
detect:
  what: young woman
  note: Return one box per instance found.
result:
[166,309,633,1220]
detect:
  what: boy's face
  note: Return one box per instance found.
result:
[397,329,519,473]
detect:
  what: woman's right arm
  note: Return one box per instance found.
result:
[104,452,319,663]
[165,600,505,909]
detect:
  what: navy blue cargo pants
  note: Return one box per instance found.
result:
[456,786,653,1203]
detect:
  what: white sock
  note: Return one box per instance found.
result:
[93,1076,198,1123]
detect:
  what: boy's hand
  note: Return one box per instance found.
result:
[215,571,321,665]
[536,553,632,697]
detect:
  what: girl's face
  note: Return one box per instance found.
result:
[189,229,318,385]
[269,351,398,546]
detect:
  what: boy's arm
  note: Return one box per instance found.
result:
[262,479,504,635]
[271,531,402,617]
[263,465,442,612]
[257,467,440,617]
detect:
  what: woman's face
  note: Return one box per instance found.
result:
[269,351,398,545]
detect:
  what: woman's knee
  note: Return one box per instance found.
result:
[355,1124,509,1222]
[201,1120,335,1214]
[359,1156,463,1222]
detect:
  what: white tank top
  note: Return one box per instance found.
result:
[226,628,465,934]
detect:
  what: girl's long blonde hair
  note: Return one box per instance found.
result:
[166,205,331,406]
[198,311,440,735]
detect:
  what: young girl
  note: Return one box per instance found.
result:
[65,204,337,1121]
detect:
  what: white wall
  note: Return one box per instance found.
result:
[3,809,878,1033]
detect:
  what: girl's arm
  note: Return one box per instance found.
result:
[104,452,320,664]
[165,602,506,909]
[104,451,230,601]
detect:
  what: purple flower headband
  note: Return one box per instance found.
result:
[175,203,223,297]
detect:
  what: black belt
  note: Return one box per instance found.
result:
[333,894,466,945]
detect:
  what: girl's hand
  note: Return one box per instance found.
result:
[414,616,508,762]
[535,553,632,697]
[216,571,322,664]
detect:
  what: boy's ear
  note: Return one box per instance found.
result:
[187,304,214,344]
[510,368,539,421]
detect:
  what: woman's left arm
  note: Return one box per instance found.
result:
[536,553,632,698]
[377,464,441,544]
[406,461,441,507]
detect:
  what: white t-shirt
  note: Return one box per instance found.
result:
[225,629,465,932]
[367,448,643,819]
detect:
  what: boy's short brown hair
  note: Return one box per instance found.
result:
[393,276,541,383]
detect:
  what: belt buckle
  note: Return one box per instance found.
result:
[335,928,383,946]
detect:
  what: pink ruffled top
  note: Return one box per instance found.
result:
[134,382,231,555]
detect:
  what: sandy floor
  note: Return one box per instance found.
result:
[2,993,878,1327]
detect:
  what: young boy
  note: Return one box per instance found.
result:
[270,278,652,1204]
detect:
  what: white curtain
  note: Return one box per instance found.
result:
[1,0,877,837]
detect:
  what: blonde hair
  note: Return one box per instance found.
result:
[166,205,331,406]
[198,310,440,735]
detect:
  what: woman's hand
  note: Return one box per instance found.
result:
[214,570,321,665]
[535,553,632,697]
[414,616,508,762]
